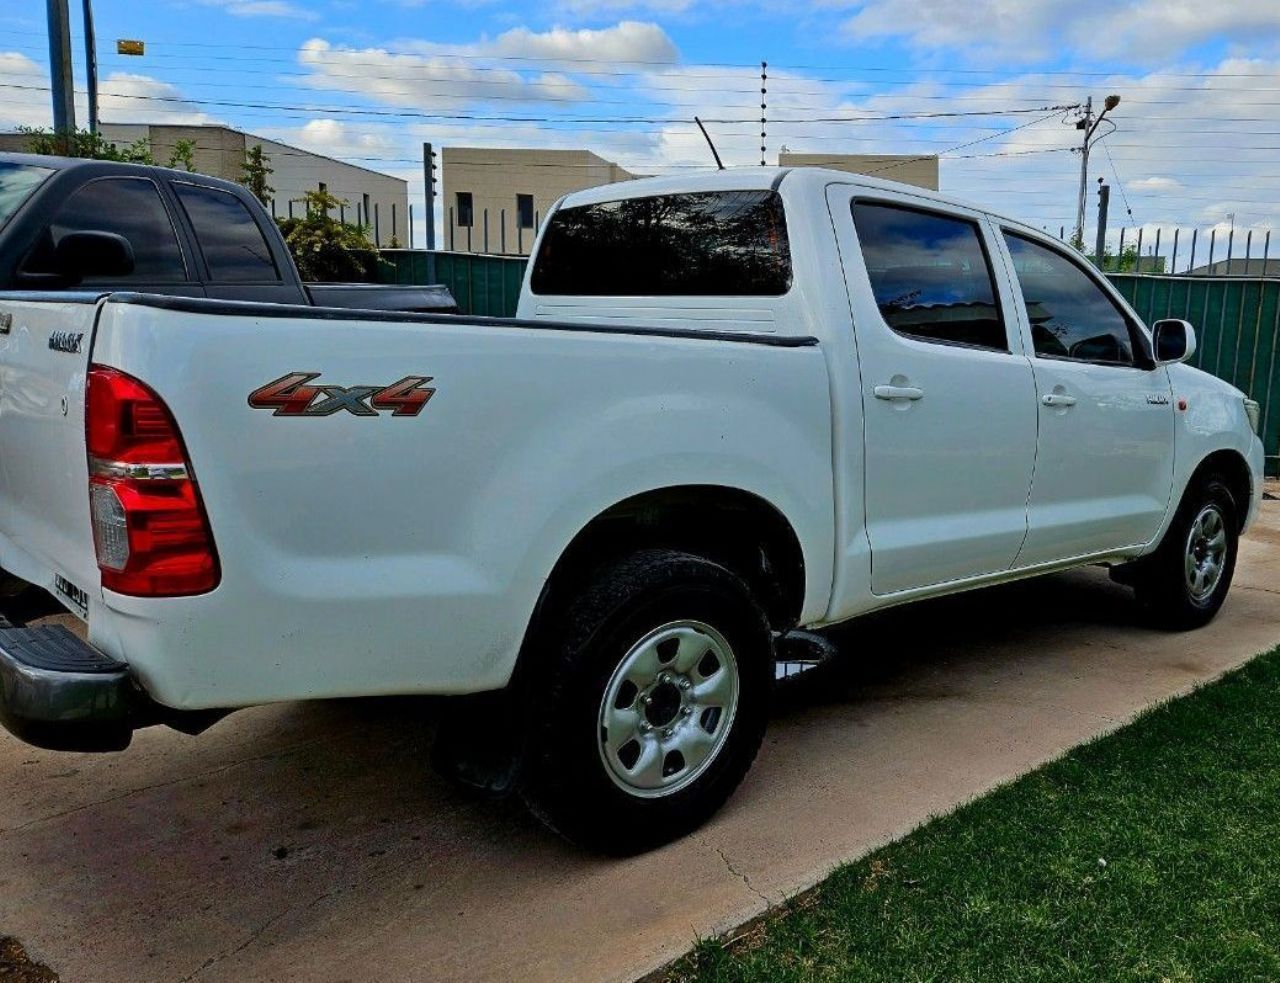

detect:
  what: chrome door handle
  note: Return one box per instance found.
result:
[874,385,925,401]
[1042,393,1078,407]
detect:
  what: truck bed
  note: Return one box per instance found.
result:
[0,291,834,711]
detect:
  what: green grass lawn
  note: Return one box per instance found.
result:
[668,645,1280,983]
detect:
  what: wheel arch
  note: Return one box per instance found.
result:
[1186,448,1254,532]
[519,485,808,666]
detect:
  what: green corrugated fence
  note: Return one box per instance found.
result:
[1109,274,1280,476]
[374,253,1279,475]
[376,250,527,319]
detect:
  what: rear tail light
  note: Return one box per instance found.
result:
[86,365,220,596]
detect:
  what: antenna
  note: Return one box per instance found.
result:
[694,117,725,171]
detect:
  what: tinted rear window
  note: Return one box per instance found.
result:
[531,190,792,296]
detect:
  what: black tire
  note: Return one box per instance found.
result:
[1135,474,1239,631]
[520,549,773,854]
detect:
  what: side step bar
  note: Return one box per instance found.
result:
[774,628,840,682]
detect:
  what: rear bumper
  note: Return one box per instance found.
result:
[0,625,139,751]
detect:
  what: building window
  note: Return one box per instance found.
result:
[456,192,474,229]
[318,182,327,194]
[517,194,535,230]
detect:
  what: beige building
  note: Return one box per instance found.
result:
[778,152,939,191]
[0,124,409,246]
[441,147,639,255]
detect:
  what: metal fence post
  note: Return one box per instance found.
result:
[483,208,490,254]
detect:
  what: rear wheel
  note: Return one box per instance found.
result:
[1135,475,1239,630]
[521,549,772,853]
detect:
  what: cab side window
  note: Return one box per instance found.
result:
[24,177,186,282]
[1003,232,1136,365]
[175,184,280,283]
[851,201,1007,352]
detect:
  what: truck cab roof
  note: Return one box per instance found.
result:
[554,165,1035,237]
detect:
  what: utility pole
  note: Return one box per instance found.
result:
[1074,93,1121,248]
[423,142,437,251]
[1094,178,1110,270]
[46,0,76,143]
[82,0,98,135]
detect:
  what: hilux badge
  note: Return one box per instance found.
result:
[48,331,84,354]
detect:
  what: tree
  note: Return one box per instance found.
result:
[167,139,196,172]
[276,188,380,282]
[21,126,154,163]
[239,144,274,207]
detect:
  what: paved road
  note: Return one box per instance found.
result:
[3,500,1279,983]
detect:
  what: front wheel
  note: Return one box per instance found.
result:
[521,549,773,853]
[1135,475,1239,631]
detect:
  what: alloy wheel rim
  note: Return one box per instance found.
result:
[1184,504,1228,602]
[597,620,739,799]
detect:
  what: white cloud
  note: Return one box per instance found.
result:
[0,55,217,130]
[297,39,594,109]
[836,0,1280,65]
[470,22,679,64]
[220,1,318,19]
[97,72,218,125]
[295,23,679,113]
[1131,176,1184,192]
[0,52,50,129]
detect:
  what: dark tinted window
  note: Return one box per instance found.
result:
[25,176,186,282]
[1004,233,1134,364]
[456,192,473,228]
[532,190,791,297]
[851,201,1005,351]
[517,194,535,230]
[175,184,279,282]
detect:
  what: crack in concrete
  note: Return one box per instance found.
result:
[1239,583,1280,596]
[710,842,768,906]
[178,910,290,983]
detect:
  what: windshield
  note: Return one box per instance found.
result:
[0,162,54,230]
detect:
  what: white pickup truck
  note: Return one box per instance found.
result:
[0,168,1264,852]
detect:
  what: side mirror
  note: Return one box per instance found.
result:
[1152,318,1196,365]
[52,231,135,284]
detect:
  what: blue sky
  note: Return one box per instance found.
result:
[2,1,1279,253]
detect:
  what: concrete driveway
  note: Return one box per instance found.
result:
[3,499,1279,983]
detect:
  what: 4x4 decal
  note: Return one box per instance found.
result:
[248,372,436,417]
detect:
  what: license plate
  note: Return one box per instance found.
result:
[54,574,88,619]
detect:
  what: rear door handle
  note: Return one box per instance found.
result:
[874,385,925,401]
[1042,393,1078,407]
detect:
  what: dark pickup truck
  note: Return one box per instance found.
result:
[0,152,454,312]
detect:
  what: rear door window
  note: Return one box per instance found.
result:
[24,176,187,282]
[851,201,1007,351]
[531,190,791,296]
[175,183,280,282]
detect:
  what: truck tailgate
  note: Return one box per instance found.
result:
[0,294,100,615]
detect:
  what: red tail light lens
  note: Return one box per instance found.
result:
[86,366,220,596]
